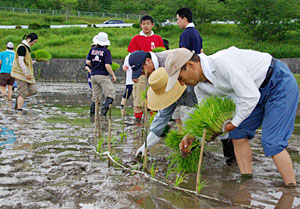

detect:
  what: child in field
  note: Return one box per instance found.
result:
[85,32,116,116]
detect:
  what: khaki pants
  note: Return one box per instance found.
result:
[17,79,37,99]
[133,75,146,107]
[91,75,115,102]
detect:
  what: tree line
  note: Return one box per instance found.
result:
[1,0,299,42]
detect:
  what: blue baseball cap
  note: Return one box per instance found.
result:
[129,50,147,79]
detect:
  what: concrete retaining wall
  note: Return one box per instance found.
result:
[33,57,300,83]
[33,58,126,83]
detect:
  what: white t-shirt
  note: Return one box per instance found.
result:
[123,54,134,85]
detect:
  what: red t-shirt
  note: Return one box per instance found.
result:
[127,34,164,52]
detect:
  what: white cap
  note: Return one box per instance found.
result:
[6,42,14,49]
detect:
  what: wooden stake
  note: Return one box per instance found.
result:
[122,89,129,141]
[94,99,99,157]
[108,104,112,167]
[196,128,206,193]
[143,72,148,171]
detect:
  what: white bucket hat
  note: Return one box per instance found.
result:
[92,32,110,46]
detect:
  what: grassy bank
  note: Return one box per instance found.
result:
[0,12,299,59]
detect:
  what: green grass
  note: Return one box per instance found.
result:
[1,16,299,59]
[0,11,137,25]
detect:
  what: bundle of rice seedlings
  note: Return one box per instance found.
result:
[164,96,235,173]
[151,47,166,53]
[35,49,52,62]
[164,130,201,173]
[111,62,120,71]
[184,96,235,142]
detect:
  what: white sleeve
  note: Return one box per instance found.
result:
[215,58,260,127]
[123,53,131,67]
[18,56,30,76]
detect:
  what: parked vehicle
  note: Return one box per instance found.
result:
[103,20,125,24]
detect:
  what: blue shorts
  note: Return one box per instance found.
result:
[229,60,299,157]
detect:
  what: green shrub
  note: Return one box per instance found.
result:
[117,37,131,47]
[41,24,50,29]
[35,49,52,62]
[111,62,120,71]
[31,43,43,51]
[52,16,64,23]
[132,23,140,28]
[29,23,41,30]
[45,39,65,46]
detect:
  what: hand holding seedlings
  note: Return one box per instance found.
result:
[223,121,236,132]
[179,135,195,158]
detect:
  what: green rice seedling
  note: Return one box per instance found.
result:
[197,174,207,193]
[175,171,189,187]
[150,160,158,178]
[112,155,121,168]
[184,96,235,142]
[97,137,105,153]
[35,49,52,62]
[164,130,202,173]
[120,132,127,141]
[152,47,166,53]
[166,162,177,180]
[111,62,120,71]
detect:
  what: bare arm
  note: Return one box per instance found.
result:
[105,64,116,83]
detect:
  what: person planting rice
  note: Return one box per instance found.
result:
[163,47,298,187]
[130,50,236,165]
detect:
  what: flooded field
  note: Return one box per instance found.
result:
[0,82,300,209]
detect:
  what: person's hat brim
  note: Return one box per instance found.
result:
[165,69,180,92]
[147,80,186,111]
[132,67,142,79]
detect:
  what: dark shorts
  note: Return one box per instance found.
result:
[0,73,15,86]
[122,84,133,99]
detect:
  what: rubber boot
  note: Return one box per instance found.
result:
[90,101,95,114]
[100,97,113,116]
[221,138,236,166]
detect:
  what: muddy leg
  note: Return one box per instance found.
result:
[232,138,252,175]
[272,149,297,186]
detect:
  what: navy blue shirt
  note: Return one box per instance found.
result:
[179,27,202,54]
[87,46,112,76]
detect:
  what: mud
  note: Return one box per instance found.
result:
[0,82,300,209]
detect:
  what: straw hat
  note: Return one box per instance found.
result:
[92,32,110,46]
[147,67,186,111]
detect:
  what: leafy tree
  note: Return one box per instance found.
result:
[226,0,300,42]
[60,0,78,21]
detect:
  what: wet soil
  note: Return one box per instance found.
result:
[0,82,300,209]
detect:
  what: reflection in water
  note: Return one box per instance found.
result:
[0,126,16,146]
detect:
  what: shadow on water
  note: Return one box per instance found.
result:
[0,82,300,208]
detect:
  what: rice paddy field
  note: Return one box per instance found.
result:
[0,82,300,208]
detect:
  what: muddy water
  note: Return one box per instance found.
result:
[0,82,300,209]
